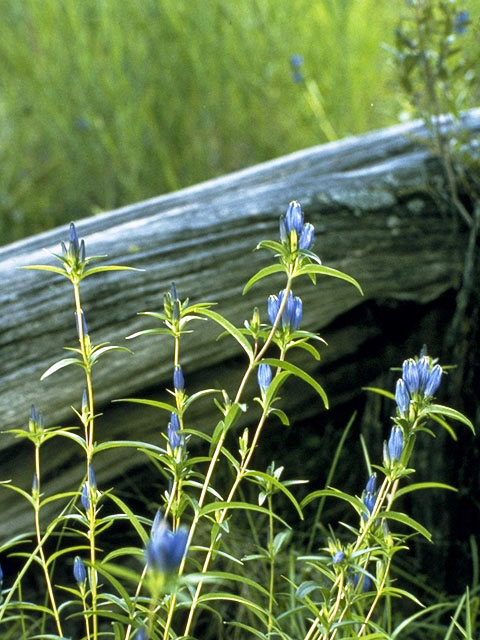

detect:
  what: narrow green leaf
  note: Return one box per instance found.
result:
[104,493,150,545]
[427,404,475,434]
[89,344,132,365]
[40,357,84,379]
[262,358,328,408]
[244,470,303,520]
[298,264,364,295]
[382,511,432,541]
[199,501,290,528]
[362,386,395,400]
[395,482,457,499]
[242,264,285,294]
[194,308,253,359]
[82,265,142,278]
[301,487,365,513]
[112,398,177,413]
[21,264,69,278]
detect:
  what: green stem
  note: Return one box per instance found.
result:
[33,446,64,638]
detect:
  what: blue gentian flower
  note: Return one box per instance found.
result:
[173,365,185,392]
[299,223,314,250]
[424,364,442,397]
[73,556,87,584]
[402,358,419,394]
[267,294,280,325]
[257,363,272,395]
[284,201,304,236]
[290,54,304,68]
[332,550,345,564]
[387,426,404,462]
[81,483,90,511]
[146,518,188,573]
[353,572,371,592]
[168,412,182,449]
[395,379,410,417]
[416,355,430,392]
[365,473,377,494]
[454,10,469,34]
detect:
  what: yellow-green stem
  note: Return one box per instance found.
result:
[34,447,64,638]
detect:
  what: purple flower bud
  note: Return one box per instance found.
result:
[267,294,280,325]
[73,555,87,584]
[395,379,410,417]
[332,550,345,564]
[146,519,188,573]
[387,426,403,462]
[257,363,272,394]
[424,364,442,397]
[284,201,304,236]
[173,365,185,392]
[402,358,419,394]
[299,223,314,250]
[168,412,182,449]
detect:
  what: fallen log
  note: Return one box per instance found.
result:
[0,109,478,539]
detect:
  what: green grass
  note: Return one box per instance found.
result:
[0,0,405,243]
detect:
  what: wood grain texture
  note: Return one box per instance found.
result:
[0,110,478,537]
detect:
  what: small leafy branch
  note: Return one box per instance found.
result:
[0,202,474,640]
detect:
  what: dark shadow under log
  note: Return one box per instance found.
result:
[0,110,478,565]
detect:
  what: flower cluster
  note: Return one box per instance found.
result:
[146,513,188,574]
[362,473,377,521]
[280,200,314,252]
[267,290,303,331]
[61,222,86,274]
[395,355,442,417]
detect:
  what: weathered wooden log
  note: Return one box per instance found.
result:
[1,110,478,539]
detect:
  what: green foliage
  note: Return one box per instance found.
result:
[0,0,403,244]
[0,202,475,639]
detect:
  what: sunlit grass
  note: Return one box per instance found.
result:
[0,0,406,243]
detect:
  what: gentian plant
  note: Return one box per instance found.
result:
[0,201,474,640]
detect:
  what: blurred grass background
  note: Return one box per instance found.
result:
[0,0,427,244]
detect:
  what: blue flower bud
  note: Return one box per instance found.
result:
[424,364,442,397]
[146,519,188,573]
[136,630,148,640]
[81,483,90,511]
[73,555,87,584]
[284,201,304,236]
[168,412,182,449]
[454,10,469,34]
[332,550,345,564]
[0,562,3,583]
[69,223,80,254]
[75,310,89,338]
[88,465,97,489]
[257,363,272,394]
[279,217,288,244]
[290,54,304,68]
[281,291,295,329]
[82,388,88,414]
[291,295,303,330]
[402,358,419,394]
[416,355,430,392]
[299,223,314,250]
[173,365,185,392]
[395,379,410,417]
[353,572,371,592]
[365,473,377,494]
[170,282,178,302]
[267,294,280,325]
[363,491,376,516]
[387,426,404,462]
